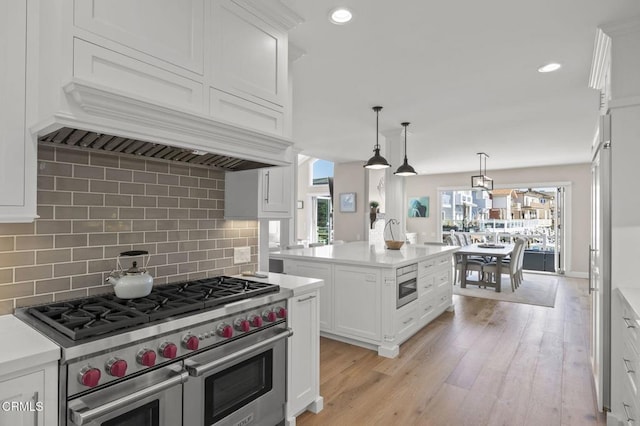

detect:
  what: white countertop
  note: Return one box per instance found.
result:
[0,314,60,377]
[618,287,640,316]
[239,273,324,297]
[270,241,457,268]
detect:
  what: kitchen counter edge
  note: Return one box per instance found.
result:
[0,314,61,377]
[241,273,324,297]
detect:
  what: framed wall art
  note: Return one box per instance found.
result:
[339,192,356,212]
[408,196,429,218]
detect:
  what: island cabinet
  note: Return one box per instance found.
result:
[333,266,381,342]
[272,242,458,358]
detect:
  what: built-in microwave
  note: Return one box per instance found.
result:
[396,264,418,309]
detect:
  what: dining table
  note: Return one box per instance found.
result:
[457,243,515,292]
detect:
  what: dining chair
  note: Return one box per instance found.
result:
[482,238,526,291]
[447,234,484,284]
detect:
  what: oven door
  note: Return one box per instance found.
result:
[67,364,187,426]
[183,326,292,426]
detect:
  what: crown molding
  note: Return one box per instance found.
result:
[600,16,640,38]
[233,0,304,31]
[589,28,611,90]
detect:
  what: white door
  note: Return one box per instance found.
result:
[590,129,611,411]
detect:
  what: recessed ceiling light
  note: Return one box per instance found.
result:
[538,63,562,73]
[329,8,353,25]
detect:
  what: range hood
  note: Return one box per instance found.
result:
[34,80,294,171]
[39,127,274,171]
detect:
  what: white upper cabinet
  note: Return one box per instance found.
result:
[74,0,205,74]
[210,0,287,107]
[0,0,37,222]
[224,165,293,219]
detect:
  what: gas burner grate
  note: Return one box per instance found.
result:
[24,276,280,341]
[28,297,148,340]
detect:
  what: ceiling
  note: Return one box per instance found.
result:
[285,0,640,175]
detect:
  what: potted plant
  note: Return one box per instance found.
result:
[369,201,379,229]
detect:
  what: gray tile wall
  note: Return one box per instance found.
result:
[0,145,258,314]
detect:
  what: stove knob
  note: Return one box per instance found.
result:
[137,349,156,367]
[106,358,128,377]
[234,318,251,332]
[159,342,178,359]
[183,334,199,351]
[217,324,234,338]
[276,307,288,319]
[263,310,277,323]
[249,314,263,328]
[78,366,101,388]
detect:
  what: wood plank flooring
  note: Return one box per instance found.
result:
[296,274,605,426]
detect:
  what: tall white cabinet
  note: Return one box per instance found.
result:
[589,18,640,421]
[0,0,37,222]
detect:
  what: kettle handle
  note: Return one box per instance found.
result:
[119,250,149,257]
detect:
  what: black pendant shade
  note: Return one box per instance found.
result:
[394,122,417,176]
[364,106,391,169]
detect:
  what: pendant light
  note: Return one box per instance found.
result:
[394,122,417,176]
[471,152,493,191]
[364,106,391,169]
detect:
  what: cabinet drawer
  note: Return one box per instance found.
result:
[435,286,452,311]
[622,302,640,350]
[419,259,436,276]
[435,270,450,289]
[418,296,435,324]
[418,275,435,297]
[621,376,640,426]
[395,303,418,344]
[623,339,640,396]
[436,254,452,267]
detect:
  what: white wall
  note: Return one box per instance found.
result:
[404,163,591,276]
[333,161,366,242]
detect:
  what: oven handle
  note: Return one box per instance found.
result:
[186,328,293,377]
[69,370,189,426]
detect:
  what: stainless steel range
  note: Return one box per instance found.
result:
[15,276,292,426]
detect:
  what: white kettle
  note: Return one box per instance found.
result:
[106,250,154,299]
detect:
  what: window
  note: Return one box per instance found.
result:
[312,160,334,186]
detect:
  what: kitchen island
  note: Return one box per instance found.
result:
[270,241,458,358]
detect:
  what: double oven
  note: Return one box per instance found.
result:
[15,276,292,426]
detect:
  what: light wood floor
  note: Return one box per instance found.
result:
[297,274,606,426]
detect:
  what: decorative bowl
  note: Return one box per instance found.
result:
[385,240,404,250]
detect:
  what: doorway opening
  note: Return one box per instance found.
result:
[439,185,567,274]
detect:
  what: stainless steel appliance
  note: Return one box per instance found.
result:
[396,264,418,309]
[15,276,292,426]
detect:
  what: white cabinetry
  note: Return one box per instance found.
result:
[283,261,333,331]
[333,265,381,342]
[0,364,57,426]
[66,0,291,137]
[613,290,640,425]
[0,0,37,222]
[225,166,292,219]
[417,254,453,327]
[286,289,323,425]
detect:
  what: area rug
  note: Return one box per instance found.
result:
[452,273,559,307]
